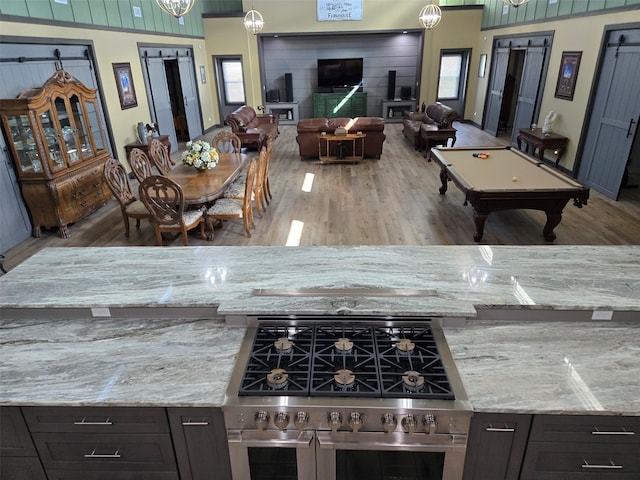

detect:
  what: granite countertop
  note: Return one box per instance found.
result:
[1,246,639,318]
[1,318,639,415]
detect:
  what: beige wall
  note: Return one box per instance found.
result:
[0,18,214,167]
[470,10,636,170]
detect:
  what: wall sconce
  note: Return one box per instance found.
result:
[155,0,195,18]
[419,2,442,30]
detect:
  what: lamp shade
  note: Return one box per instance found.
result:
[504,0,529,7]
[155,0,195,18]
[244,9,264,34]
[419,4,442,30]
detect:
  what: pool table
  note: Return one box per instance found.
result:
[430,146,589,242]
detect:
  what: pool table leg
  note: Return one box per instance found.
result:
[472,210,489,242]
[543,211,562,241]
[438,169,449,194]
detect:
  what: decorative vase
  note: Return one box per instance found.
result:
[196,166,208,173]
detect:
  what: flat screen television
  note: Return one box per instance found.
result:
[317,58,363,87]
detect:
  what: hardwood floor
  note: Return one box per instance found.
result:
[3,122,639,272]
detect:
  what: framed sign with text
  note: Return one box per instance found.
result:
[317,0,363,21]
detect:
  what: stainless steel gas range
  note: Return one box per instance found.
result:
[222,316,472,480]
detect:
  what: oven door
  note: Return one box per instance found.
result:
[316,431,467,480]
[227,429,316,480]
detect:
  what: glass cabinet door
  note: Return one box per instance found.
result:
[5,114,43,173]
[54,95,81,165]
[83,98,106,154]
[38,109,66,172]
[68,93,93,160]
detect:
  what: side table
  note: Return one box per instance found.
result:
[317,133,366,163]
[124,134,172,159]
[517,128,567,166]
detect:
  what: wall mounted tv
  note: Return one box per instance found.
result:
[317,58,363,88]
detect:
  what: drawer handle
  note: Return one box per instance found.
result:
[592,427,635,435]
[84,448,121,459]
[182,421,210,426]
[581,459,622,470]
[486,424,515,432]
[74,417,113,426]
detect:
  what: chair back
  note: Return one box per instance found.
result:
[213,130,242,153]
[103,158,135,206]
[138,175,185,227]
[243,158,258,218]
[149,139,173,175]
[254,146,268,209]
[128,148,154,184]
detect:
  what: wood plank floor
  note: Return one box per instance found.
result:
[3,122,639,272]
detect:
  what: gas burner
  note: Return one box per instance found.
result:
[334,337,353,352]
[395,338,415,354]
[266,368,289,390]
[402,370,425,393]
[274,337,293,353]
[334,369,356,388]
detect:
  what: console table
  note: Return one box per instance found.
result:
[317,133,366,163]
[124,134,172,158]
[516,128,567,166]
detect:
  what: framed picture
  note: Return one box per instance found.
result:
[478,54,487,78]
[113,62,137,109]
[200,65,206,84]
[555,51,581,101]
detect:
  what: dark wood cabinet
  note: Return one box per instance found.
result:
[0,70,112,238]
[0,407,47,480]
[168,407,232,480]
[520,415,640,479]
[462,412,532,480]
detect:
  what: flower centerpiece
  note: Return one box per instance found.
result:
[181,140,218,171]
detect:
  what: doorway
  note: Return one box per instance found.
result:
[436,49,471,119]
[164,59,189,142]
[497,50,525,138]
[214,55,246,124]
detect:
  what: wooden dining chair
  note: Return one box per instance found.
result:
[138,175,206,246]
[263,139,274,204]
[149,138,174,175]
[222,147,266,218]
[206,158,257,239]
[128,148,154,184]
[212,130,242,153]
[103,158,152,237]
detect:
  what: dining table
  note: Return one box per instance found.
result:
[167,152,250,206]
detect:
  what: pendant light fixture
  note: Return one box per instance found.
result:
[155,0,195,19]
[244,0,264,35]
[504,0,529,7]
[418,1,442,30]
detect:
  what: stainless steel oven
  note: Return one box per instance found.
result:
[222,317,472,480]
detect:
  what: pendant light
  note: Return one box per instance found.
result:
[504,0,529,7]
[419,2,442,30]
[244,0,264,35]
[155,0,195,19]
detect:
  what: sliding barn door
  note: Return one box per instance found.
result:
[144,57,178,152]
[484,47,509,136]
[178,57,202,140]
[510,47,546,145]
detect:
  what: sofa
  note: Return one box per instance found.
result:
[296,117,386,159]
[402,102,458,152]
[225,105,279,150]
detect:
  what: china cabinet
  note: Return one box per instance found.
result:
[0,70,112,238]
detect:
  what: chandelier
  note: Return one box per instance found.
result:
[504,0,529,7]
[419,2,442,30]
[244,9,264,34]
[155,0,195,18]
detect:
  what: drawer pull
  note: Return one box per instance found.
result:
[182,417,209,426]
[74,417,113,426]
[84,448,121,459]
[592,427,635,435]
[486,424,515,432]
[581,459,622,470]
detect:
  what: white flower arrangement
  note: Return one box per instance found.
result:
[181,140,219,170]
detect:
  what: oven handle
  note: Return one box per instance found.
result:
[317,431,467,452]
[227,430,315,448]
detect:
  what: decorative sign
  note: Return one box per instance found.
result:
[317,0,363,21]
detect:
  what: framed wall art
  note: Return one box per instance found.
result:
[554,51,581,101]
[113,62,137,109]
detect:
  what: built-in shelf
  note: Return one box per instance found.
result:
[265,102,299,125]
[382,99,417,123]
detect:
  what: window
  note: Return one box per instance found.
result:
[437,54,463,100]
[221,59,245,104]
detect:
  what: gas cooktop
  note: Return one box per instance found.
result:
[238,320,455,400]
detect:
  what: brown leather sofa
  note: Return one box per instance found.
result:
[402,102,458,150]
[225,105,279,149]
[296,117,386,159]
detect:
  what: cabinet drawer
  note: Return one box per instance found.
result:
[33,433,177,472]
[521,442,640,479]
[529,415,640,444]
[0,456,47,480]
[23,407,169,434]
[43,470,178,480]
[1,407,38,457]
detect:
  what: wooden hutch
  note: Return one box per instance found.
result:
[0,70,112,238]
